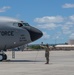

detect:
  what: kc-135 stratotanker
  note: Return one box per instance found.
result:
[0,17,43,61]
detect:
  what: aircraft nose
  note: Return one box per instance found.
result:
[27,27,43,41]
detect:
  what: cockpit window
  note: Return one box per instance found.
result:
[18,23,23,27]
[23,23,30,26]
[13,23,23,27]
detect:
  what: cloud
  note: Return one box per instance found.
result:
[52,32,62,39]
[65,22,74,25]
[62,24,73,34]
[61,15,74,35]
[42,32,50,39]
[62,3,74,8]
[34,15,74,43]
[34,16,64,23]
[37,23,57,30]
[0,6,11,12]
[34,15,74,41]
[69,33,74,39]
[62,28,72,35]
[69,15,74,21]
[34,16,64,30]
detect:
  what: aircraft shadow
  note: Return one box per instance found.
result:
[8,60,44,62]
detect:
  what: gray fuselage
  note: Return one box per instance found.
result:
[0,17,43,50]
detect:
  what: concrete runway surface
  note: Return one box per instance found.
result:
[0,51,74,75]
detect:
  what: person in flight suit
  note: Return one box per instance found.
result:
[41,44,50,64]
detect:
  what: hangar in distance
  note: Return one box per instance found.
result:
[0,17,43,61]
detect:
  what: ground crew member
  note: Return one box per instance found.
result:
[41,44,50,64]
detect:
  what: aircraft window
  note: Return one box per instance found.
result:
[18,23,23,27]
[23,23,30,26]
[13,23,18,26]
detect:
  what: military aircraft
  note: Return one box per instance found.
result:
[0,17,43,61]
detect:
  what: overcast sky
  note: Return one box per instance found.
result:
[0,0,74,44]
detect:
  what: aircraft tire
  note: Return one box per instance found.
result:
[0,54,4,61]
[3,54,7,60]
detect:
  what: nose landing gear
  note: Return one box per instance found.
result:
[0,53,7,61]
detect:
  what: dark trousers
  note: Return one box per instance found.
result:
[46,56,49,63]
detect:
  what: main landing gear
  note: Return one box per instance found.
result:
[0,51,7,61]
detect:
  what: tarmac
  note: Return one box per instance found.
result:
[0,50,74,75]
